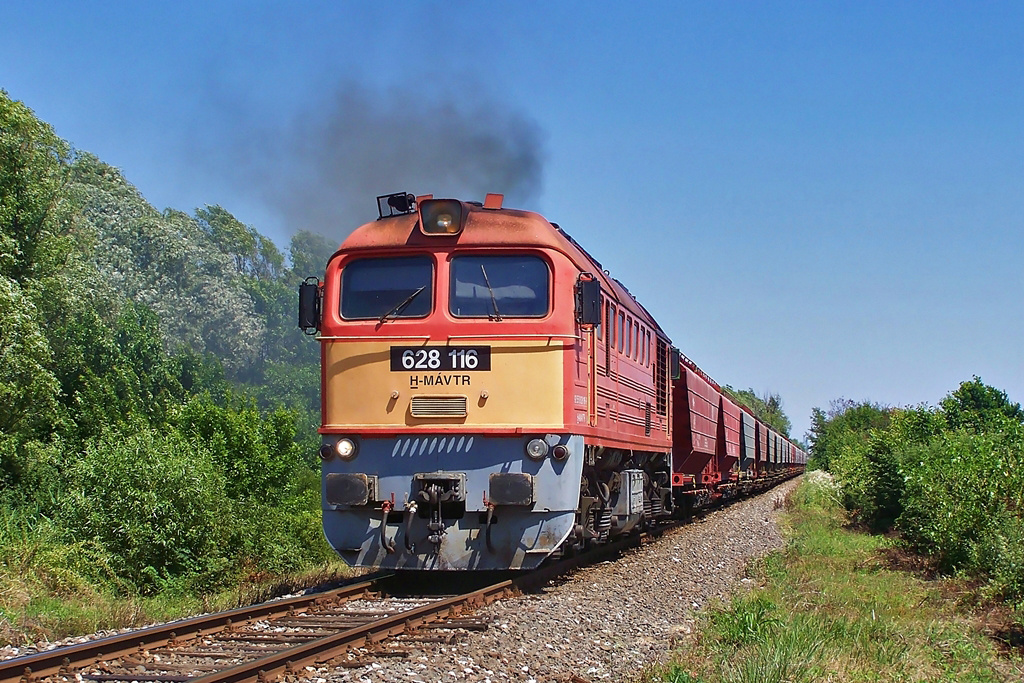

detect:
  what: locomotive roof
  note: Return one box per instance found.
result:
[338,201,670,341]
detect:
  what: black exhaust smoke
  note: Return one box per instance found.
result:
[245,82,545,240]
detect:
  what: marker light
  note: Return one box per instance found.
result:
[318,444,333,460]
[525,438,549,460]
[552,444,570,461]
[419,199,464,235]
[335,438,358,460]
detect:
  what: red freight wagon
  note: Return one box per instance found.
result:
[671,367,720,486]
[717,396,741,483]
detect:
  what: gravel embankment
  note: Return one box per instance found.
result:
[321,476,801,683]
[1,478,800,682]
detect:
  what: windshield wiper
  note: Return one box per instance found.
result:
[479,265,502,321]
[378,286,426,323]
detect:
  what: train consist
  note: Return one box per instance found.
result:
[298,193,805,571]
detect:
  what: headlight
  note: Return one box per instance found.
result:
[336,438,358,460]
[525,438,549,460]
[419,199,464,235]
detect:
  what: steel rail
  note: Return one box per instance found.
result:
[189,580,515,683]
[1,577,386,683]
[4,476,802,683]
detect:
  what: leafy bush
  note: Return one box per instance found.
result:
[221,464,332,577]
[58,429,231,593]
[807,400,890,472]
[175,392,311,502]
[898,422,1024,598]
[826,427,904,531]
[814,379,1024,600]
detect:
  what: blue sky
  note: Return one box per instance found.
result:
[3,1,1022,439]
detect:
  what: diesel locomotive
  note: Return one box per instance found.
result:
[298,192,804,571]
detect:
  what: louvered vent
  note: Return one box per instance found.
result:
[410,395,468,418]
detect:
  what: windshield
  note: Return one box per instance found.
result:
[341,256,433,320]
[449,254,549,318]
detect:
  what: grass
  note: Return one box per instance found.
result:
[0,563,355,646]
[0,513,354,646]
[649,472,1024,682]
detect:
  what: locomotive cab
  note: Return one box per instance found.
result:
[312,194,597,570]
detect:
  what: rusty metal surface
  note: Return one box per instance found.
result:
[0,577,385,683]
[187,581,514,683]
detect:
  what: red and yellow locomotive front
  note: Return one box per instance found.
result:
[316,195,594,570]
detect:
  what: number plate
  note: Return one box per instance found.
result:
[390,346,491,371]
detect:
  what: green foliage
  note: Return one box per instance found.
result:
[898,425,1024,598]
[289,230,337,281]
[226,472,335,575]
[0,90,73,283]
[68,156,267,374]
[806,400,890,472]
[722,386,792,436]
[0,277,61,449]
[813,380,1024,601]
[940,375,1024,432]
[58,429,232,593]
[0,94,335,629]
[175,392,310,502]
[51,301,190,443]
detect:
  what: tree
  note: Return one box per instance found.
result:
[196,205,284,281]
[722,386,792,436]
[288,230,337,282]
[0,90,73,283]
[69,157,266,374]
[806,399,890,471]
[940,376,1023,432]
[0,277,61,451]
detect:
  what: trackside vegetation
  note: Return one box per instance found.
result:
[1,91,347,642]
[721,387,793,438]
[651,472,1024,682]
[809,378,1024,604]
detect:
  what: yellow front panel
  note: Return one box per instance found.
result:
[323,340,565,429]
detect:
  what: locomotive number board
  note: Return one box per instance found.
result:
[390,346,491,371]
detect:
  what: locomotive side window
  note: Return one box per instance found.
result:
[608,303,616,347]
[449,255,549,317]
[605,301,614,375]
[617,311,625,352]
[625,315,632,358]
[340,256,433,320]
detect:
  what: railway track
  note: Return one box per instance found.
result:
[0,530,663,683]
[0,575,515,683]
[1,474,799,683]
